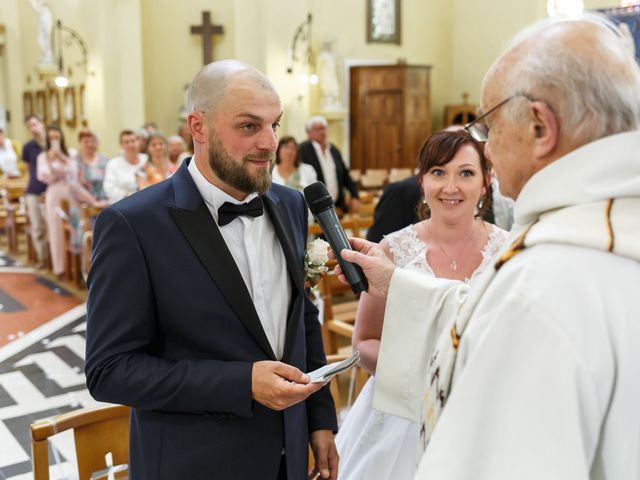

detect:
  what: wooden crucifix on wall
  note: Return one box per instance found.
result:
[190,11,224,65]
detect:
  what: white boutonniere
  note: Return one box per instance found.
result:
[304,238,330,286]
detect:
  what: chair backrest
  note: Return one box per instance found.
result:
[31,404,130,480]
[388,167,413,184]
[325,353,370,422]
[360,169,388,189]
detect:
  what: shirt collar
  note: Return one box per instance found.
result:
[187,156,259,223]
[311,140,330,155]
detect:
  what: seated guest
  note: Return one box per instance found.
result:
[167,135,190,173]
[74,128,109,201]
[0,128,20,178]
[271,136,317,191]
[134,128,149,161]
[299,115,360,213]
[103,130,147,203]
[142,121,159,135]
[138,133,171,189]
[177,122,194,155]
[336,129,508,479]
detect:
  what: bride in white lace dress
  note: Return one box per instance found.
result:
[336,129,509,479]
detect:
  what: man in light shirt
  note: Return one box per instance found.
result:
[102,130,147,203]
[299,115,359,213]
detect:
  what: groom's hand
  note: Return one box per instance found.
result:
[309,429,338,479]
[251,361,324,411]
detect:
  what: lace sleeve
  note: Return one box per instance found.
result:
[384,225,426,269]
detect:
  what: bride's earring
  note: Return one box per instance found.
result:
[477,197,484,209]
[422,197,428,205]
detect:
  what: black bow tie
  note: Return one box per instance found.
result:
[217,196,264,226]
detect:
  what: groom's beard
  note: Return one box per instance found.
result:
[208,133,274,194]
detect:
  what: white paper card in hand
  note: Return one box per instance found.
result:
[307,351,360,383]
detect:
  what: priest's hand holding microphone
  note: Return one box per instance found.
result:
[304,182,396,300]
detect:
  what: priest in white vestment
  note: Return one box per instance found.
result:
[335,13,640,480]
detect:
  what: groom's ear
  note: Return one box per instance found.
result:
[188,111,208,145]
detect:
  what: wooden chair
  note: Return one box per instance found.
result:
[56,199,82,286]
[325,353,369,420]
[31,404,130,480]
[388,167,413,184]
[349,169,362,183]
[360,169,388,190]
[317,261,359,356]
[81,230,93,283]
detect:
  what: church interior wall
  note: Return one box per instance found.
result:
[140,0,236,144]
[0,0,26,138]
[0,0,625,157]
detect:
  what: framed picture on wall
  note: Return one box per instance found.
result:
[35,90,47,123]
[366,0,401,44]
[64,87,77,127]
[48,88,62,126]
[23,92,34,117]
[79,85,88,126]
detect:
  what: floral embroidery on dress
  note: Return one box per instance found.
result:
[385,223,508,282]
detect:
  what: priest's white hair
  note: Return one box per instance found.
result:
[485,12,640,145]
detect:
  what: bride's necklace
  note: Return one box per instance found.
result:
[428,221,478,271]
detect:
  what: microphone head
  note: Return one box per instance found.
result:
[304,181,334,214]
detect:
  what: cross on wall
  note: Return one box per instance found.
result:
[190,11,224,65]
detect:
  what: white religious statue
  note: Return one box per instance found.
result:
[317,38,343,111]
[31,0,55,67]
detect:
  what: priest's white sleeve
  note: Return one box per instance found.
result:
[373,268,468,422]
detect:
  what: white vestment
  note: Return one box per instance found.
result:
[375,131,640,480]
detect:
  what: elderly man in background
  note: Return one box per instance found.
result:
[299,115,360,213]
[337,13,640,479]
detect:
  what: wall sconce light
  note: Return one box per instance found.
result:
[53,19,89,88]
[286,13,317,85]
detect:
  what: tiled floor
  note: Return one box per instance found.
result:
[0,258,102,479]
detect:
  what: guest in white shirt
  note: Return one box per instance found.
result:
[103,130,147,203]
[298,116,359,213]
[0,129,20,178]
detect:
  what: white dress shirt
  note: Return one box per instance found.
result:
[188,159,291,359]
[103,154,147,203]
[312,140,339,202]
[0,138,19,177]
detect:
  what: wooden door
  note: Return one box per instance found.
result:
[350,65,431,171]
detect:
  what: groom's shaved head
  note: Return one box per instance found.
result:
[187,59,277,120]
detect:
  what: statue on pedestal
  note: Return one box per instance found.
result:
[317,38,343,112]
[31,0,56,69]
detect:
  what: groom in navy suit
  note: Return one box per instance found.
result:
[85,60,338,480]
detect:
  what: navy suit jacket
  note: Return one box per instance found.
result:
[85,160,337,479]
[298,140,358,212]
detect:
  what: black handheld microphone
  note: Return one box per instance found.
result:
[304,182,368,294]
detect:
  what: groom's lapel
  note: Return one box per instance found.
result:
[169,164,276,360]
[263,190,304,362]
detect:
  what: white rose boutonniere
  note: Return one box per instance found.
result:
[305,238,330,287]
